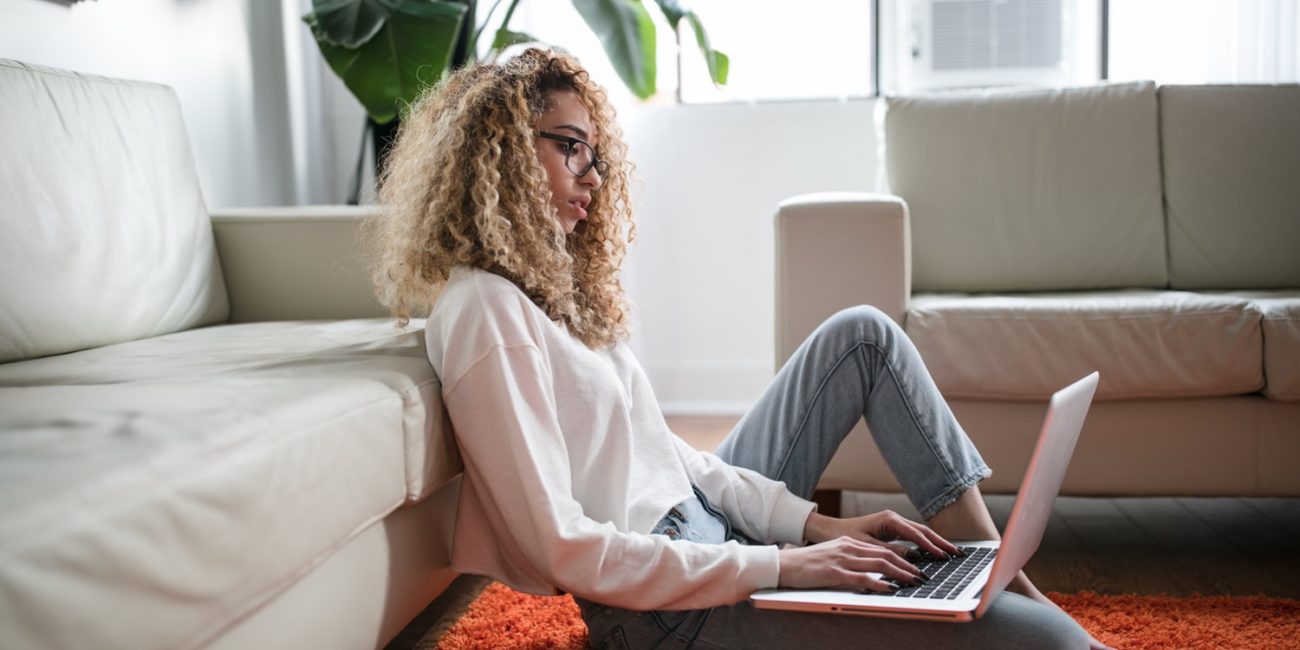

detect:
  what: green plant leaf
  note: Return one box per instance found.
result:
[651,0,686,29]
[397,0,468,21]
[649,1,727,86]
[305,1,467,124]
[572,0,657,99]
[309,0,390,48]
[685,11,728,85]
[492,28,539,52]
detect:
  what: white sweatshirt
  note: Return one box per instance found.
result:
[423,267,816,611]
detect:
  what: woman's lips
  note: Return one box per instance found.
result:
[568,200,588,219]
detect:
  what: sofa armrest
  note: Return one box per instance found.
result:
[775,193,911,368]
[210,206,389,323]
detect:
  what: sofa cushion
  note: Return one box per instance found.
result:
[1258,296,1300,402]
[1221,292,1300,402]
[0,59,228,363]
[1160,85,1300,289]
[0,319,457,649]
[884,81,1167,293]
[905,291,1263,400]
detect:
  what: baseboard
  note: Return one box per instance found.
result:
[659,401,752,416]
[645,363,770,414]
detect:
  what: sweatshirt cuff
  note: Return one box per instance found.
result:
[736,543,783,595]
[769,490,818,545]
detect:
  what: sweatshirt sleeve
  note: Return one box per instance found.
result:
[670,436,817,547]
[443,343,782,611]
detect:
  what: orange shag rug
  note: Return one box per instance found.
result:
[435,582,1300,650]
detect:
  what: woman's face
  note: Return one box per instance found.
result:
[535,90,603,235]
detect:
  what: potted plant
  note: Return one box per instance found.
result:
[304,0,728,202]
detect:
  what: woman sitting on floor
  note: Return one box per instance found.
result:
[367,47,1104,649]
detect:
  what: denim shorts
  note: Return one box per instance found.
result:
[649,485,750,546]
[575,486,754,648]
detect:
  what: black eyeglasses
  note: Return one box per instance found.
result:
[538,131,610,178]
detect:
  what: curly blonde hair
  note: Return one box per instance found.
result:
[367,48,635,348]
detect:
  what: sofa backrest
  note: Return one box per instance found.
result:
[1160,84,1300,289]
[0,60,228,363]
[884,81,1168,293]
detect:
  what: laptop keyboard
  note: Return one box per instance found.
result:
[880,546,996,600]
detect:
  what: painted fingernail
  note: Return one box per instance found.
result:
[906,550,923,560]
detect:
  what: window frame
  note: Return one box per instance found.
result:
[677,0,1113,104]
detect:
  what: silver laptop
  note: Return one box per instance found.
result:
[751,371,1099,622]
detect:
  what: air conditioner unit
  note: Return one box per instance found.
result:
[908,0,1075,90]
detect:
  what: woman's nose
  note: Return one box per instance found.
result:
[578,166,603,189]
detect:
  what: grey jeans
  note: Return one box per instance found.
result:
[576,306,1089,649]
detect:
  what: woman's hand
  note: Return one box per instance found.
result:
[776,510,962,592]
[803,510,962,561]
[777,536,927,592]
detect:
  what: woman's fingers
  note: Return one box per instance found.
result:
[778,536,944,591]
[882,541,914,558]
[843,569,902,594]
[900,524,957,558]
[912,519,963,556]
[876,512,961,558]
[838,538,925,585]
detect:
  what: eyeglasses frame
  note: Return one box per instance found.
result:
[537,131,610,178]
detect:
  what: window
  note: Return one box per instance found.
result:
[678,0,876,103]
[1108,0,1300,84]
[512,0,1296,104]
[880,0,1102,93]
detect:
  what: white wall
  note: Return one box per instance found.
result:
[1,0,883,414]
[496,1,888,414]
[621,99,883,413]
[0,0,296,209]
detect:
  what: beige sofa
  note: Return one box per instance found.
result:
[0,61,461,648]
[776,81,1300,497]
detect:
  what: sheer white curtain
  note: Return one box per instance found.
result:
[1109,0,1299,84]
[1215,0,1299,82]
[278,0,359,205]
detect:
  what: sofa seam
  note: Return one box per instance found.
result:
[907,311,1262,322]
[183,493,409,650]
[0,58,172,91]
[0,322,426,387]
[0,387,414,552]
